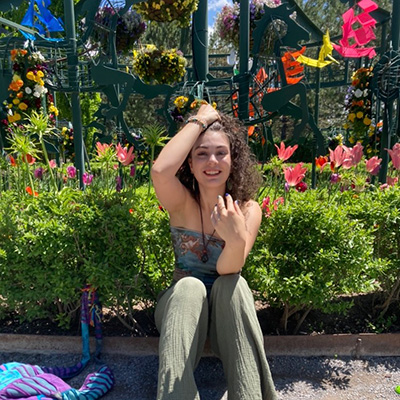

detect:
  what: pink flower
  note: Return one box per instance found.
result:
[262,196,271,217]
[83,172,93,186]
[386,143,400,170]
[67,165,77,179]
[387,176,398,186]
[365,156,382,176]
[116,143,135,166]
[49,159,56,168]
[342,142,364,169]
[329,146,348,170]
[284,163,307,187]
[275,142,298,161]
[273,197,284,210]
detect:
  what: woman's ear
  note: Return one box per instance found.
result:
[188,157,193,173]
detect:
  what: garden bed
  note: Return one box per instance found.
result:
[1,293,400,337]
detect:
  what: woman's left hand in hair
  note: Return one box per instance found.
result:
[211,194,247,245]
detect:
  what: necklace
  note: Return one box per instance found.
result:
[199,204,216,263]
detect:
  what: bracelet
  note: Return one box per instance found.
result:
[185,116,208,131]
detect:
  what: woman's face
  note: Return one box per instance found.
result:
[189,129,231,190]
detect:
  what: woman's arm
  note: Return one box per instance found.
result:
[151,104,220,212]
[212,196,262,275]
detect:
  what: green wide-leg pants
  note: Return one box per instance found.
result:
[155,275,277,400]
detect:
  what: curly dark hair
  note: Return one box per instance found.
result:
[177,113,262,202]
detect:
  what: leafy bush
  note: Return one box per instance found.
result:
[245,189,382,333]
[0,187,173,330]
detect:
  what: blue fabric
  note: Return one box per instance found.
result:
[170,226,225,293]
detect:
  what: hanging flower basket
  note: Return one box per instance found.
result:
[134,0,199,27]
[214,0,282,56]
[2,49,58,126]
[133,45,187,85]
[92,6,146,55]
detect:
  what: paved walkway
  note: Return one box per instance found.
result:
[1,351,400,399]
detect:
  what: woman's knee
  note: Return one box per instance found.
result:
[173,277,207,299]
[211,274,253,306]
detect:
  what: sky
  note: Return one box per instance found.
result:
[207,0,230,33]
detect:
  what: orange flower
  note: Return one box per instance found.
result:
[10,49,18,61]
[248,126,255,137]
[25,186,39,197]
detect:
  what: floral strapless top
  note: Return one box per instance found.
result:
[170,226,225,293]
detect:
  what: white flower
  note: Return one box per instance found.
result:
[33,91,41,98]
[34,84,47,95]
[364,89,369,96]
[354,89,363,98]
[25,87,32,94]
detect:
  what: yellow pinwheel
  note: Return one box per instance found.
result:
[297,30,339,68]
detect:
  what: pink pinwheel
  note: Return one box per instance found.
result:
[116,143,135,166]
[284,163,307,186]
[275,142,298,161]
[386,143,400,170]
[365,156,381,175]
[342,142,364,169]
[329,145,348,170]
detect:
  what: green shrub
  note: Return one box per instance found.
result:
[245,189,382,333]
[0,187,173,330]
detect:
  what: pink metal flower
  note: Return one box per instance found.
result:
[284,162,307,186]
[386,143,400,170]
[116,143,135,166]
[365,156,382,176]
[275,142,298,161]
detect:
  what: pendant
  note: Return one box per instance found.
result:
[201,251,209,263]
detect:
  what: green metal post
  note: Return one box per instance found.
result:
[192,0,208,81]
[392,0,400,138]
[64,0,85,188]
[378,0,400,183]
[238,0,250,121]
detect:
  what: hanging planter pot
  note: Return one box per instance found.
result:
[132,45,187,85]
[134,0,199,27]
[92,6,146,55]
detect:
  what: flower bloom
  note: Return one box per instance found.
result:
[315,156,328,172]
[130,165,136,177]
[116,176,122,192]
[67,166,77,179]
[386,143,400,170]
[330,173,341,183]
[295,181,308,192]
[275,142,298,161]
[96,142,113,157]
[116,143,135,166]
[25,186,38,197]
[22,154,36,164]
[342,142,364,169]
[34,167,43,180]
[387,176,398,186]
[49,160,57,168]
[83,172,93,185]
[261,196,284,217]
[365,156,382,176]
[329,145,348,170]
[284,162,307,187]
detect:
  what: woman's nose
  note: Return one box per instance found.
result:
[208,154,218,163]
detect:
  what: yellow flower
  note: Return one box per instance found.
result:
[348,113,355,122]
[12,98,20,105]
[18,102,28,110]
[26,71,35,81]
[356,111,363,119]
[363,117,371,125]
[349,136,355,144]
[343,123,349,129]
[174,95,188,109]
[36,70,44,78]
